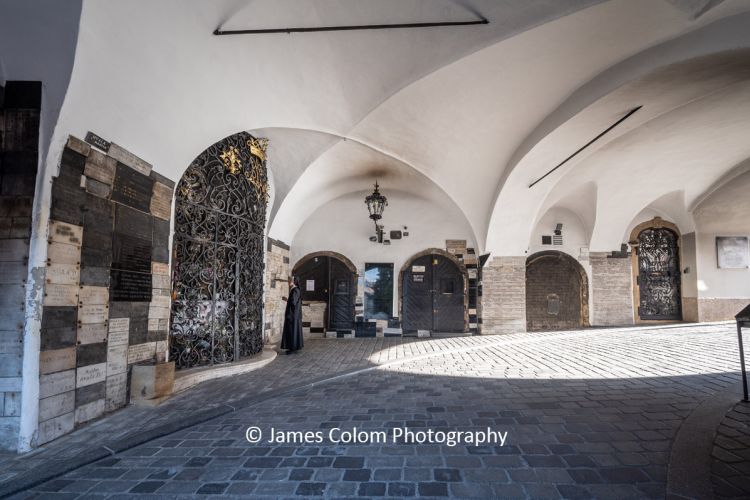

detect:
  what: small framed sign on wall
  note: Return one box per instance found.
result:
[716,236,750,269]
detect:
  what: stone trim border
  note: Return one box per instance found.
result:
[172,348,277,394]
[0,321,735,497]
[666,382,741,499]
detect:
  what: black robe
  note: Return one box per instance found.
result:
[281,285,303,351]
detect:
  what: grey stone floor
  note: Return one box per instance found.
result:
[712,401,750,498]
[3,323,748,498]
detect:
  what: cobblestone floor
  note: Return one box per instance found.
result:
[712,401,750,498]
[4,323,748,498]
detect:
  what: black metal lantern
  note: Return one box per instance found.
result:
[365,181,387,222]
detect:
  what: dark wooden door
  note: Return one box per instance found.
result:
[329,258,355,330]
[403,254,465,333]
[637,228,682,320]
[295,255,355,331]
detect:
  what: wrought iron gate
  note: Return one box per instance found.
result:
[636,227,682,320]
[170,132,268,369]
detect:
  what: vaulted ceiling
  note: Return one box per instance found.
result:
[5,0,750,255]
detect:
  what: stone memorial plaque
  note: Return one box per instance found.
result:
[76,342,107,367]
[75,399,105,425]
[76,381,105,406]
[150,295,170,308]
[156,340,168,361]
[82,229,113,253]
[152,273,170,289]
[114,204,153,239]
[45,284,79,307]
[150,182,173,220]
[0,239,29,261]
[411,265,425,273]
[105,372,127,411]
[111,163,154,212]
[128,342,156,364]
[79,286,108,305]
[717,236,749,269]
[39,369,76,399]
[152,262,169,276]
[84,149,117,185]
[39,347,76,375]
[84,131,111,152]
[77,323,107,345]
[112,233,152,273]
[47,242,80,265]
[108,317,130,343]
[80,266,110,287]
[107,344,128,375]
[85,177,111,199]
[150,170,175,189]
[38,391,75,422]
[78,304,109,324]
[49,220,83,246]
[148,318,168,332]
[66,135,91,156]
[38,411,75,444]
[50,178,85,226]
[153,218,170,246]
[148,304,170,320]
[41,325,76,351]
[46,263,79,285]
[109,143,152,176]
[152,288,170,300]
[110,270,152,302]
[76,362,106,388]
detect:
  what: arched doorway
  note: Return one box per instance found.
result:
[293,252,357,331]
[401,250,467,333]
[630,218,682,322]
[525,251,589,331]
[169,132,269,369]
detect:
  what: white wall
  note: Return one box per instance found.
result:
[290,190,476,316]
[693,169,750,298]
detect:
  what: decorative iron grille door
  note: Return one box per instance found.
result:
[637,228,682,320]
[170,132,268,369]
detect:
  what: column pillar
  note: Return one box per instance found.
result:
[589,251,634,326]
[481,256,526,334]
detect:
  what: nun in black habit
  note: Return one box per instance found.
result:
[281,275,303,353]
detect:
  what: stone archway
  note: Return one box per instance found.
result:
[525,251,589,331]
[629,217,683,323]
[169,132,269,369]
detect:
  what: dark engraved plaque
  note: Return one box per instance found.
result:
[76,381,106,406]
[149,170,175,189]
[129,318,149,345]
[40,326,77,350]
[51,177,85,225]
[85,131,111,152]
[84,192,113,218]
[81,246,112,269]
[80,266,110,287]
[108,301,132,319]
[60,148,86,175]
[112,233,152,273]
[110,270,152,302]
[152,245,169,264]
[111,163,154,213]
[82,230,113,252]
[76,342,107,367]
[114,204,153,239]
[153,217,170,246]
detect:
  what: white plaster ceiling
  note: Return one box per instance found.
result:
[7,0,750,256]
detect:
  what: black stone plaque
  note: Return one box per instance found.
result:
[76,342,107,367]
[76,381,106,406]
[81,246,112,269]
[149,170,176,190]
[80,266,110,287]
[40,326,77,350]
[84,131,111,153]
[60,148,86,174]
[51,177,85,225]
[83,229,113,252]
[147,329,168,343]
[152,245,169,264]
[112,233,151,273]
[153,218,170,246]
[129,318,149,345]
[108,301,132,319]
[110,269,152,302]
[114,204,153,240]
[111,163,153,213]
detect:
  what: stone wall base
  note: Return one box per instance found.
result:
[590,252,634,326]
[697,298,750,322]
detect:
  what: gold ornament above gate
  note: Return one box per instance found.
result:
[219,146,242,174]
[247,137,269,161]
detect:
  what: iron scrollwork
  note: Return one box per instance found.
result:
[170,132,269,369]
[637,227,682,320]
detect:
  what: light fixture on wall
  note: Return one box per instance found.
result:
[365,181,388,223]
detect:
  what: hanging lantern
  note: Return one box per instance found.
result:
[365,181,388,222]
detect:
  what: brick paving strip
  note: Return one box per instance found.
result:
[711,401,750,498]
[0,322,742,497]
